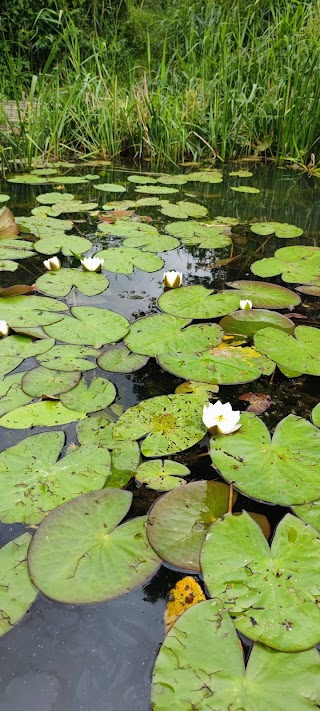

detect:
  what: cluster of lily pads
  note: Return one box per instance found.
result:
[0,165,319,709]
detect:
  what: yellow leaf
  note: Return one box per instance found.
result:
[164,576,206,634]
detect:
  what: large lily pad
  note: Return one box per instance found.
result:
[76,416,140,487]
[34,233,92,257]
[16,215,73,236]
[254,325,320,375]
[165,221,231,249]
[0,294,67,328]
[21,366,81,397]
[226,280,301,308]
[219,309,295,337]
[50,175,97,185]
[95,247,164,274]
[127,175,157,184]
[0,260,19,271]
[98,344,149,373]
[0,373,33,415]
[209,412,320,505]
[60,377,116,413]
[185,170,223,183]
[0,401,86,429]
[37,344,99,371]
[152,598,320,711]
[292,501,320,533]
[95,183,126,192]
[113,394,207,457]
[0,240,34,260]
[136,459,190,491]
[8,174,49,185]
[146,480,235,570]
[201,512,320,651]
[0,335,55,378]
[36,268,109,297]
[160,201,208,219]
[134,185,178,194]
[124,314,223,357]
[0,432,110,524]
[121,234,179,252]
[250,222,303,238]
[36,192,75,204]
[157,345,274,385]
[251,246,320,283]
[98,221,159,238]
[42,200,98,217]
[0,533,38,638]
[28,489,160,603]
[43,306,129,347]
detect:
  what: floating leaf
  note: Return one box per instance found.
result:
[21,366,81,397]
[125,314,223,357]
[37,344,99,371]
[50,175,96,185]
[127,175,157,184]
[77,415,116,448]
[0,294,67,328]
[0,400,87,429]
[157,174,188,185]
[60,377,116,413]
[76,416,140,486]
[0,260,18,271]
[36,268,109,297]
[250,222,303,238]
[147,480,235,570]
[16,215,73,236]
[114,394,207,457]
[209,412,320,505]
[238,391,272,414]
[121,234,179,252]
[39,201,98,217]
[254,325,320,375]
[43,306,129,347]
[296,283,320,296]
[0,335,55,378]
[0,533,37,637]
[219,309,295,337]
[34,233,92,257]
[201,512,320,651]
[134,185,178,195]
[312,402,320,427]
[165,220,231,248]
[185,170,223,183]
[98,344,149,373]
[95,247,164,274]
[152,598,320,710]
[229,169,253,177]
[98,220,158,238]
[164,577,206,634]
[0,240,34,260]
[226,280,301,309]
[31,168,59,176]
[8,174,49,185]
[0,207,19,237]
[36,192,75,204]
[28,489,160,603]
[102,200,137,211]
[0,373,33,414]
[0,194,10,203]
[292,501,320,533]
[136,459,190,491]
[0,432,110,524]
[95,183,126,192]
[160,201,208,219]
[175,381,219,396]
[230,185,260,193]
[251,246,320,283]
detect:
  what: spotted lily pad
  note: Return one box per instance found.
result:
[98,344,149,373]
[254,326,320,375]
[0,533,37,638]
[0,400,86,429]
[209,412,320,505]
[125,314,223,357]
[0,373,33,414]
[34,233,92,257]
[28,489,160,603]
[60,377,116,413]
[36,268,109,297]
[147,480,235,570]
[0,432,110,524]
[0,295,67,328]
[136,459,190,491]
[0,260,19,271]
[0,335,55,378]
[95,183,126,192]
[160,202,208,219]
[43,306,129,347]
[230,186,260,193]
[152,598,320,711]
[21,367,81,397]
[95,247,164,274]
[219,309,295,337]
[201,512,320,651]
[250,222,303,238]
[165,221,231,249]
[158,345,274,385]
[251,246,320,283]
[113,394,207,457]
[37,345,99,371]
[76,416,140,487]
[175,381,219,396]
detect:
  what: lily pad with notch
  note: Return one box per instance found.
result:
[0,295,67,328]
[121,234,180,252]
[16,215,73,236]
[136,459,190,491]
[95,247,164,274]
[76,416,140,487]
[0,400,87,429]
[250,222,303,238]
[95,183,126,193]
[251,246,320,284]
[37,345,99,371]
[165,220,231,249]
[0,373,33,415]
[98,344,149,373]
[0,240,34,260]
[21,366,81,398]
[219,309,295,337]
[0,335,55,378]
[60,377,116,414]
[160,201,208,219]
[254,325,320,375]
[36,268,109,297]
[124,314,223,357]
[43,306,130,347]
[97,220,159,238]
[292,500,320,533]
[34,233,92,257]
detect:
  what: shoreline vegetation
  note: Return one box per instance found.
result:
[1,0,320,169]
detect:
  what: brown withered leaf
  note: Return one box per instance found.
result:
[0,285,33,297]
[164,576,206,634]
[239,392,272,415]
[0,207,20,237]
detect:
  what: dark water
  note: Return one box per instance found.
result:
[0,162,319,710]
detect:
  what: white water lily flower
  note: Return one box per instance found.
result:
[43,256,61,271]
[163,270,182,288]
[81,256,104,272]
[203,400,242,435]
[239,299,253,310]
[0,320,9,337]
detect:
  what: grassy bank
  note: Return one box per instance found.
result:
[1,0,320,168]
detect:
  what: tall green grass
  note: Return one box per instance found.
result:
[1,0,320,168]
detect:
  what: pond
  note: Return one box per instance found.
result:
[0,162,319,711]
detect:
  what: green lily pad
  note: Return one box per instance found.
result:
[0,194,10,202]
[98,220,159,238]
[312,402,320,427]
[39,201,98,217]
[209,412,320,505]
[136,197,170,207]
[21,366,81,397]
[0,240,34,260]
[0,400,87,429]
[34,233,92,257]
[125,314,223,357]
[158,345,274,385]
[292,501,320,533]
[77,415,117,448]
[102,200,137,211]
[95,183,126,192]
[98,344,149,373]
[0,295,67,328]
[160,201,208,219]
[136,459,190,491]
[37,345,99,371]
[230,185,260,193]
[157,174,188,185]
[36,268,109,297]
[113,394,207,457]
[121,234,180,252]
[16,215,73,236]
[0,432,110,524]
[250,222,303,238]
[219,309,295,337]
[165,220,231,248]
[8,174,49,185]
[76,417,140,487]
[254,325,320,375]
[0,373,33,415]
[226,280,301,308]
[36,192,75,204]
[60,377,116,413]
[28,489,160,603]
[152,598,320,711]
[175,380,219,396]
[0,260,19,271]
[229,169,253,177]
[147,480,235,570]
[95,247,164,274]
[43,306,129,347]
[50,175,96,185]
[127,175,157,184]
[0,335,55,378]
[185,170,223,183]
[31,168,59,176]
[251,246,320,283]
[0,533,37,637]
[201,512,320,651]
[134,185,178,195]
